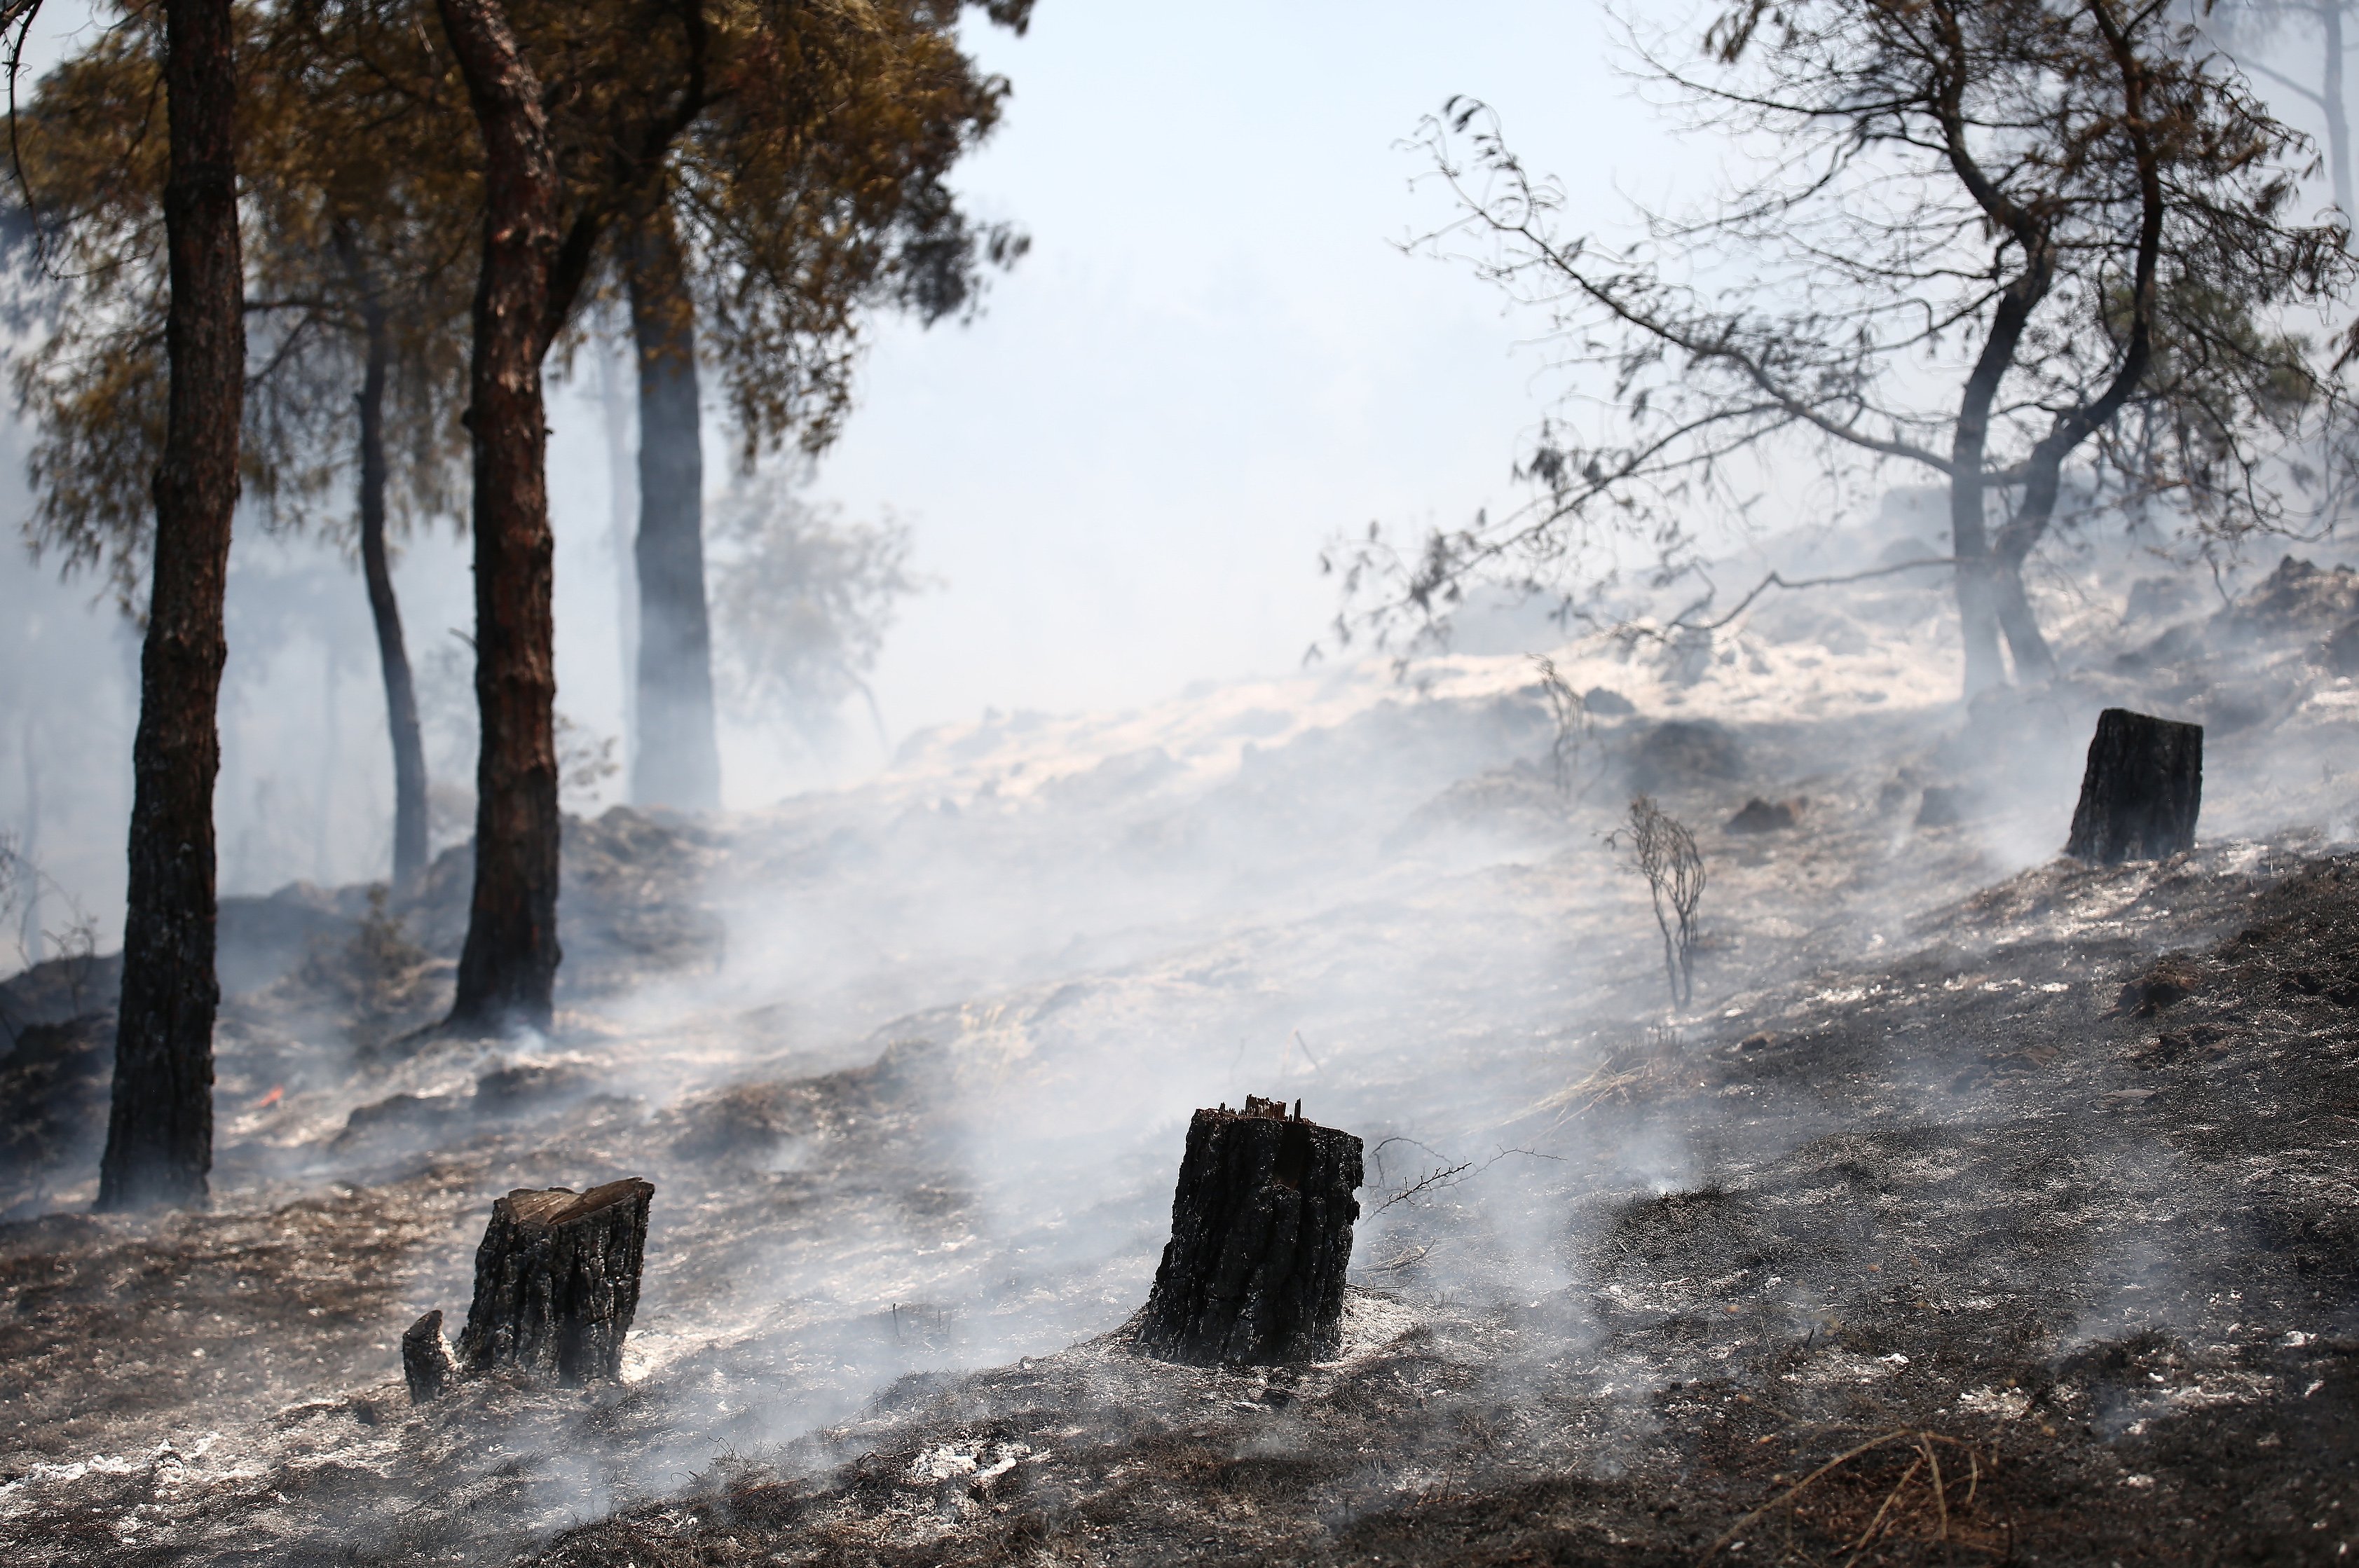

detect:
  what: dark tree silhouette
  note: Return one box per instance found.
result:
[434,0,570,1033]
[620,1,1030,811]
[342,241,432,887]
[97,0,245,1211]
[435,0,716,1031]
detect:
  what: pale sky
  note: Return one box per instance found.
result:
[710,1,1693,756]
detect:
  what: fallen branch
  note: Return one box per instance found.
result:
[1697,1427,1989,1567]
[1367,1137,1564,1214]
[1373,1159,1475,1215]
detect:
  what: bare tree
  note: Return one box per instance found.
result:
[1611,796,1705,1008]
[1333,1,2355,699]
[1527,654,1595,799]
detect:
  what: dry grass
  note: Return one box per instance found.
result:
[1523,1024,1691,1127]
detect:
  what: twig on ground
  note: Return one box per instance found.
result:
[1367,1138,1564,1214]
[1697,1428,1989,1568]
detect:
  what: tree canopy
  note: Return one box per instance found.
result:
[13,0,1026,598]
[13,1,473,603]
[1335,0,2358,696]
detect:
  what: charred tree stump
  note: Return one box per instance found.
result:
[402,1308,461,1402]
[1136,1096,1362,1366]
[399,1178,653,1403]
[451,1178,652,1384]
[2064,708,2202,865]
[399,1179,655,1402]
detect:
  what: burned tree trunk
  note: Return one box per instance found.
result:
[1136,1096,1361,1366]
[437,0,565,1033]
[97,0,245,1212]
[2064,708,2202,865]
[452,1178,653,1383]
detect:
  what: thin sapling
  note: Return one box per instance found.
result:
[1611,795,1706,1007]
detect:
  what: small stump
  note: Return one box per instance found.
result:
[1136,1096,1362,1366]
[401,1308,461,1402]
[404,1177,653,1400]
[2064,708,2202,865]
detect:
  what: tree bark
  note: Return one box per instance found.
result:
[437,0,563,1034]
[1136,1096,1362,1366]
[1947,269,2049,699]
[96,0,243,1212]
[2064,708,2202,865]
[341,240,430,890]
[626,199,721,813]
[1990,552,2058,685]
[453,1178,653,1382]
[1985,470,2059,687]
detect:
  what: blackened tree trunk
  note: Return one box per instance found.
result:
[2065,708,2202,865]
[1975,46,2160,694]
[437,0,563,1034]
[1946,264,2044,701]
[96,0,244,1212]
[626,199,721,813]
[1137,1096,1362,1366]
[341,242,431,889]
[453,1178,653,1381]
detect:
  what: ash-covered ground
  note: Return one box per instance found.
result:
[6,537,2359,1566]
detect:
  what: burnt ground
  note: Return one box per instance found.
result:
[509,852,2359,1568]
[10,553,2359,1566]
[1,839,2354,1566]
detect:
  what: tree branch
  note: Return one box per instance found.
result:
[1649,555,1960,640]
[535,0,710,354]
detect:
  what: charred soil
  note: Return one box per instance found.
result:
[514,854,2359,1568]
[4,841,2351,1564]
[9,606,2359,1564]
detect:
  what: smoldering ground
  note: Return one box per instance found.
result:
[5,519,2359,1564]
